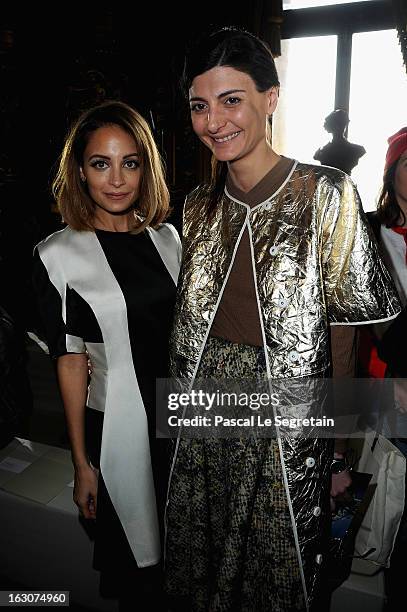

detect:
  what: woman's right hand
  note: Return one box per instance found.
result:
[73,463,98,519]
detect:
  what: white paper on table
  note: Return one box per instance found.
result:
[0,457,31,473]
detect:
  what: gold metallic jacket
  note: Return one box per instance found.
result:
[169,161,400,605]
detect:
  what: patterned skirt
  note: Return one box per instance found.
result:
[164,336,307,611]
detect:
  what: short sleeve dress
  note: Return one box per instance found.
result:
[32,223,181,593]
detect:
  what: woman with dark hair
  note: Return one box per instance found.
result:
[359,128,407,380]
[164,28,400,611]
[32,100,181,609]
[357,128,407,612]
[359,128,407,439]
[373,128,407,301]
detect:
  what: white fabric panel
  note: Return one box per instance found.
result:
[37,224,180,566]
[66,333,86,353]
[85,342,107,413]
[146,223,181,285]
[380,226,407,307]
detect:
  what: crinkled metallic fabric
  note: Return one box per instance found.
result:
[172,163,400,382]
[168,162,401,607]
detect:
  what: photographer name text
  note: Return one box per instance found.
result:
[168,415,335,429]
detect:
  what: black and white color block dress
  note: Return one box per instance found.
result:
[32,223,181,581]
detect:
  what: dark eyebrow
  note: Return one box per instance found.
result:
[87,153,139,161]
[189,89,246,102]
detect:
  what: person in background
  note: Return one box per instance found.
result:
[358,128,407,381]
[358,127,407,611]
[164,27,400,612]
[368,128,407,305]
[314,109,366,176]
[32,100,181,610]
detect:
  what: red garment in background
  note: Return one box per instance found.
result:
[359,226,406,378]
[358,327,387,378]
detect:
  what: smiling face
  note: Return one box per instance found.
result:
[80,124,142,224]
[189,66,278,165]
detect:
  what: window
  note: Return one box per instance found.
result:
[349,29,407,210]
[283,0,372,8]
[283,0,370,11]
[274,1,405,211]
[273,36,337,164]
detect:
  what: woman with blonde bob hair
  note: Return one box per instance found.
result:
[54,100,170,232]
[33,100,181,609]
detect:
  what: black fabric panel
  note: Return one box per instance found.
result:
[378,306,407,376]
[95,229,176,429]
[66,286,103,343]
[85,407,170,579]
[32,248,69,359]
[32,249,104,356]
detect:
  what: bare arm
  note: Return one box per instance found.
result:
[57,353,98,519]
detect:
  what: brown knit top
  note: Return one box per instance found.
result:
[210,156,295,347]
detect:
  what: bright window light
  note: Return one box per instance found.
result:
[273,29,407,214]
[283,0,373,9]
[273,36,337,165]
[348,29,407,211]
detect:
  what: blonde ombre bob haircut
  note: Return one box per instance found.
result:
[53,100,170,232]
